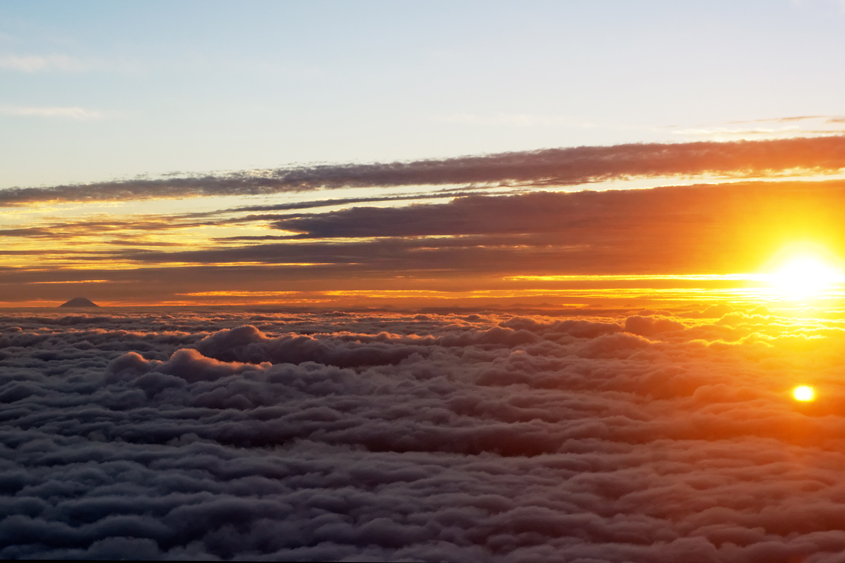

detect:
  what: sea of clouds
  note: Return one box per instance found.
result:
[2,306,845,561]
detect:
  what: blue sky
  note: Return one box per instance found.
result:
[2,0,845,188]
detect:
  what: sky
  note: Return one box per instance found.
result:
[3,1,845,307]
[3,0,845,188]
[6,3,845,561]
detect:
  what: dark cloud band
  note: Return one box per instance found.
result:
[4,136,845,205]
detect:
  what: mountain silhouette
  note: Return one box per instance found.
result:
[59,297,100,308]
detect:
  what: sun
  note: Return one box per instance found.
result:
[793,385,815,402]
[767,255,843,299]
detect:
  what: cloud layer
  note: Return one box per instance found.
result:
[125,180,845,276]
[5,136,845,204]
[2,308,845,560]
[5,175,845,306]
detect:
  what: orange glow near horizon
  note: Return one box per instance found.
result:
[765,255,844,300]
[7,256,845,308]
[4,188,845,308]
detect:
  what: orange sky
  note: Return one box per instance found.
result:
[4,137,845,308]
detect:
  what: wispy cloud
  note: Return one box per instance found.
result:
[24,177,828,284]
[0,53,87,72]
[675,116,845,139]
[0,105,107,120]
[438,112,588,128]
[790,0,845,13]
[727,116,827,124]
[4,136,845,205]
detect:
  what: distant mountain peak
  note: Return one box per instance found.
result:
[59,297,100,308]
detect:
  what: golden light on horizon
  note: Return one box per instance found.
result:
[793,385,815,402]
[766,255,843,300]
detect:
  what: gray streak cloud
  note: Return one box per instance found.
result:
[4,136,845,205]
[110,180,845,276]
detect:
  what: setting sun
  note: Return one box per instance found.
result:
[767,256,843,299]
[793,385,816,402]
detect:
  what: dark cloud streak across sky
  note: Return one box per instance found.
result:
[7,177,845,306]
[115,180,845,276]
[4,136,845,205]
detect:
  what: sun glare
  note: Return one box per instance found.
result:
[768,256,843,299]
[793,385,816,402]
